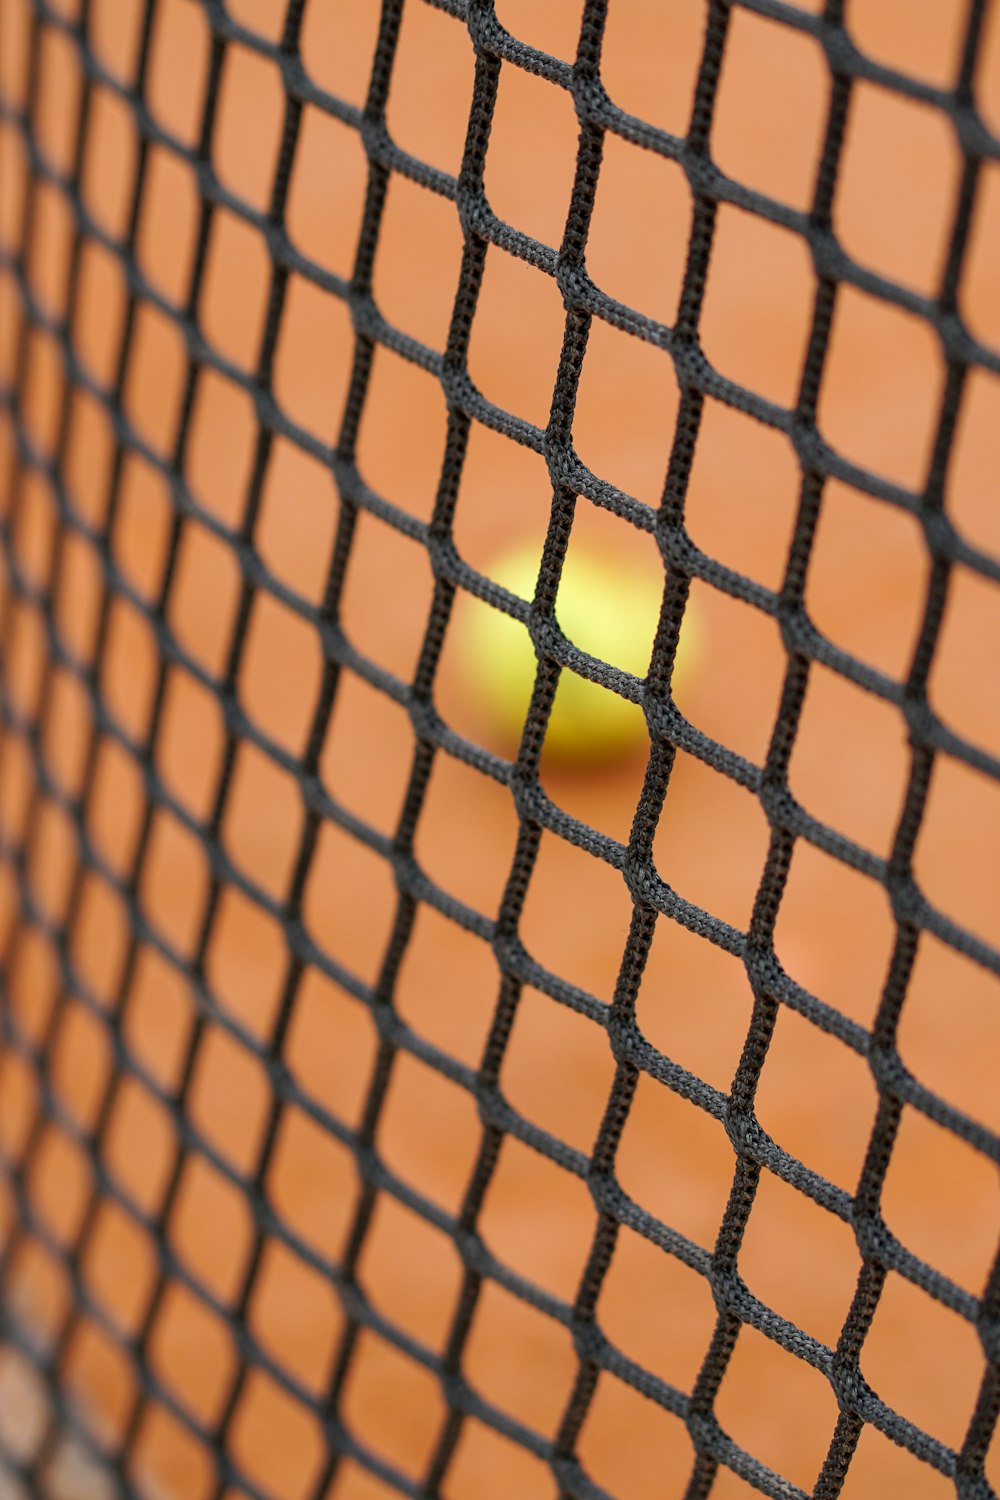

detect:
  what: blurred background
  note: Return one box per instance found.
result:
[0,0,999,1496]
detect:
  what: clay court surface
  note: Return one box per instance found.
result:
[0,0,999,1496]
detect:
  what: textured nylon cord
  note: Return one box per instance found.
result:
[0,1,998,1498]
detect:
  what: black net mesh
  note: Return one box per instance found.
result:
[0,1,999,1498]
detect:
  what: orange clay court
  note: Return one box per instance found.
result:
[0,1,999,1498]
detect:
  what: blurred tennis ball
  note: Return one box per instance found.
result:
[460,541,696,762]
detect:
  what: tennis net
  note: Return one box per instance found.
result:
[0,1,998,1497]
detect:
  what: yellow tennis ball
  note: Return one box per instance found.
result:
[460,541,695,763]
